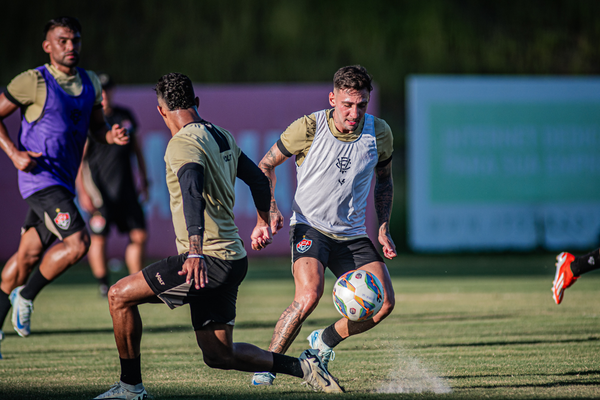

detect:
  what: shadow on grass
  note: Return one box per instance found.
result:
[418,336,599,349]
[450,370,600,379]
[2,317,334,338]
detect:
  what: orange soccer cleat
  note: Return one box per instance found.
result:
[552,252,579,305]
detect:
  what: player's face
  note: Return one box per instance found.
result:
[329,88,370,133]
[43,27,81,74]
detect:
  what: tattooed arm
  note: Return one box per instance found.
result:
[374,161,397,259]
[258,143,290,235]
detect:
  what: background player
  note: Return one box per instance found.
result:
[0,16,128,357]
[553,249,600,304]
[94,73,342,399]
[253,65,396,386]
[77,73,149,296]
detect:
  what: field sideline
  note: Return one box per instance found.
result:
[0,253,599,399]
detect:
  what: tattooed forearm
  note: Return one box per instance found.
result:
[268,301,304,354]
[258,143,289,213]
[189,234,203,254]
[374,162,394,232]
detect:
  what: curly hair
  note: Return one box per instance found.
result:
[333,65,373,93]
[154,73,196,111]
[44,16,82,39]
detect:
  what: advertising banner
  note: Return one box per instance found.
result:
[408,76,600,251]
[0,83,379,260]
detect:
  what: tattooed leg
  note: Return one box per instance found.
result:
[268,257,326,354]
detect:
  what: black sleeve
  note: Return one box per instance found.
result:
[276,138,293,158]
[376,153,393,168]
[236,151,270,212]
[3,89,23,107]
[177,163,205,237]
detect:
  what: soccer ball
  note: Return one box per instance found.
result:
[332,270,384,322]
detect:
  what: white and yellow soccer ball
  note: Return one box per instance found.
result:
[332,270,384,322]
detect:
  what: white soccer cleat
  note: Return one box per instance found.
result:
[299,349,344,393]
[251,372,275,386]
[307,329,335,371]
[10,286,33,338]
[93,381,150,400]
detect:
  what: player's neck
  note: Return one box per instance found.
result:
[49,60,77,76]
[169,108,203,136]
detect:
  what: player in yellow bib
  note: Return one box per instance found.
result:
[94,73,343,399]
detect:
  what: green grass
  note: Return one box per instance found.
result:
[0,253,599,399]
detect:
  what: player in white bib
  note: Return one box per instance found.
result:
[252,65,396,386]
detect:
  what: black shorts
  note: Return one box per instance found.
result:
[142,253,248,330]
[23,185,87,249]
[290,224,384,278]
[90,197,146,236]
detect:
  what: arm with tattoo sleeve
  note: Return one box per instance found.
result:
[257,141,290,234]
[374,159,397,259]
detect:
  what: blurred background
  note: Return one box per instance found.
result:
[2,0,600,259]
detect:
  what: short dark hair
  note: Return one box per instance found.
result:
[333,65,373,93]
[154,73,196,111]
[44,16,82,39]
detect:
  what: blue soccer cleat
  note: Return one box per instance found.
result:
[10,286,33,338]
[251,372,275,386]
[307,329,335,371]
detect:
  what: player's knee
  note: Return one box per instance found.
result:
[107,283,126,310]
[379,290,396,319]
[129,229,147,245]
[64,232,90,262]
[202,352,233,370]
[297,290,321,314]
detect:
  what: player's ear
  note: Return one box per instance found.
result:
[156,105,167,118]
[328,91,336,107]
[42,39,51,54]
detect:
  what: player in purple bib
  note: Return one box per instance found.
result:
[0,16,129,357]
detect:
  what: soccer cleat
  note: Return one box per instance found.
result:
[552,252,579,305]
[299,349,344,393]
[307,329,335,371]
[251,372,275,386]
[93,381,150,400]
[10,286,33,337]
[0,330,4,360]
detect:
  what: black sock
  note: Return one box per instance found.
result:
[0,290,11,330]
[573,249,600,276]
[120,356,142,385]
[97,275,109,287]
[20,269,51,301]
[321,324,344,348]
[271,353,303,378]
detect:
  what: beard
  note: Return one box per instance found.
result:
[59,52,80,68]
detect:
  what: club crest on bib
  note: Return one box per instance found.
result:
[54,211,71,230]
[296,238,312,253]
[336,156,351,173]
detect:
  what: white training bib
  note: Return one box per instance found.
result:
[290,110,378,237]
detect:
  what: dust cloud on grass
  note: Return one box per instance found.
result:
[378,349,452,394]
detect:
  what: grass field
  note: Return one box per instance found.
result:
[0,253,599,399]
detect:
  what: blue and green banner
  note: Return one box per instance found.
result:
[408,76,600,251]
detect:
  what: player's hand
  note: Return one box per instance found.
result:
[251,223,273,250]
[110,124,130,145]
[270,206,284,235]
[378,225,397,260]
[11,150,42,173]
[179,256,208,289]
[78,190,96,214]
